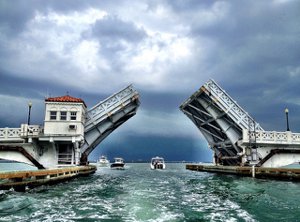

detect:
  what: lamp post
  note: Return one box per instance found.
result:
[285,108,290,131]
[27,101,32,125]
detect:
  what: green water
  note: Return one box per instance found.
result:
[0,162,38,172]
[1,163,300,221]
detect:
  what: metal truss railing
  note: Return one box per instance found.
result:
[203,79,264,131]
[84,85,139,132]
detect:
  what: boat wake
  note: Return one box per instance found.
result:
[0,194,32,216]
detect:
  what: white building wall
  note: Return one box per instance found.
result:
[35,143,58,168]
[44,102,86,138]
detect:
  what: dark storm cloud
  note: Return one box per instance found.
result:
[139,90,186,112]
[0,69,61,99]
[84,15,147,64]
[43,0,92,12]
[0,68,120,107]
[0,0,101,36]
[91,15,147,43]
[189,1,300,77]
[0,68,98,102]
[194,1,300,80]
[162,0,300,132]
[90,135,212,162]
[0,1,36,35]
[1,0,300,161]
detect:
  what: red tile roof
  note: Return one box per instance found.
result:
[45,95,86,107]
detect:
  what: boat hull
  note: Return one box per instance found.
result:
[98,162,109,167]
[150,163,166,170]
[110,163,125,170]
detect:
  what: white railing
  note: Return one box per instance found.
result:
[0,127,23,141]
[204,79,264,131]
[0,125,43,142]
[242,129,300,145]
[20,124,43,138]
[85,85,139,132]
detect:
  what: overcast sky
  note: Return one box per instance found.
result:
[1,0,300,162]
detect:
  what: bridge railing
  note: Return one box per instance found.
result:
[20,124,42,138]
[0,127,23,142]
[0,125,43,142]
[242,129,300,146]
[204,79,264,131]
[85,84,139,132]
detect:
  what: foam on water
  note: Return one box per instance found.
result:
[1,163,300,221]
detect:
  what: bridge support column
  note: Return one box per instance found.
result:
[73,142,81,165]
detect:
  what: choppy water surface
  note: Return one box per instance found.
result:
[1,163,300,221]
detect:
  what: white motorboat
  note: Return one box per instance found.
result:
[97,155,110,167]
[150,156,166,169]
[110,157,125,170]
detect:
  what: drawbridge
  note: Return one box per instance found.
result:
[180,79,264,165]
[0,85,139,168]
[80,85,140,163]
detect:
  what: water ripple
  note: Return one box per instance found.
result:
[1,164,300,221]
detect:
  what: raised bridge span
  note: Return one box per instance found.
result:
[180,79,264,165]
[80,85,140,163]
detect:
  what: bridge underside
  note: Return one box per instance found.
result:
[80,100,139,164]
[180,79,264,166]
[80,85,140,164]
[180,91,242,165]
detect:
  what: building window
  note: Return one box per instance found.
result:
[70,112,77,120]
[60,111,67,120]
[50,111,57,120]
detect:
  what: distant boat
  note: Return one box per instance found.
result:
[150,156,166,170]
[97,155,110,167]
[111,157,125,170]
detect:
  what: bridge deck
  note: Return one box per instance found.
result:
[81,85,140,160]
